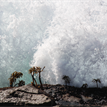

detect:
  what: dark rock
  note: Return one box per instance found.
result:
[81,95,93,103]
[96,99,106,104]
[44,89,52,94]
[0,84,55,106]
[1,84,107,106]
[55,100,79,106]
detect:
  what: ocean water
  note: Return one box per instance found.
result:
[0,0,107,88]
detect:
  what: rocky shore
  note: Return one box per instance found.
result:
[0,84,107,106]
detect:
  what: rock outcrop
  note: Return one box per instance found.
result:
[1,84,107,106]
[0,84,55,106]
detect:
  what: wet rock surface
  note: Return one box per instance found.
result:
[0,84,55,106]
[43,84,107,106]
[1,84,107,106]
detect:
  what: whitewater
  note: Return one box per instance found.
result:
[0,0,107,88]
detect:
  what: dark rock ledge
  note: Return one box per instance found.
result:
[1,84,107,106]
[0,84,55,106]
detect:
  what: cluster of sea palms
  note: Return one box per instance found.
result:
[8,67,101,89]
[82,79,101,88]
[8,66,45,90]
[28,66,45,90]
[62,75,101,88]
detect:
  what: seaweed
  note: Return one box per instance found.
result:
[8,71,25,87]
[92,78,101,88]
[29,66,45,90]
[62,75,71,87]
[81,83,88,88]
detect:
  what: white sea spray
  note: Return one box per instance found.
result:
[0,0,107,87]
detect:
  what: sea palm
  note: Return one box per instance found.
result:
[29,67,38,86]
[62,75,71,86]
[81,83,88,88]
[14,80,25,87]
[8,71,23,87]
[35,66,45,90]
[92,78,101,88]
[29,66,45,90]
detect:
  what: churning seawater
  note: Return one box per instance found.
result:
[0,0,107,88]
